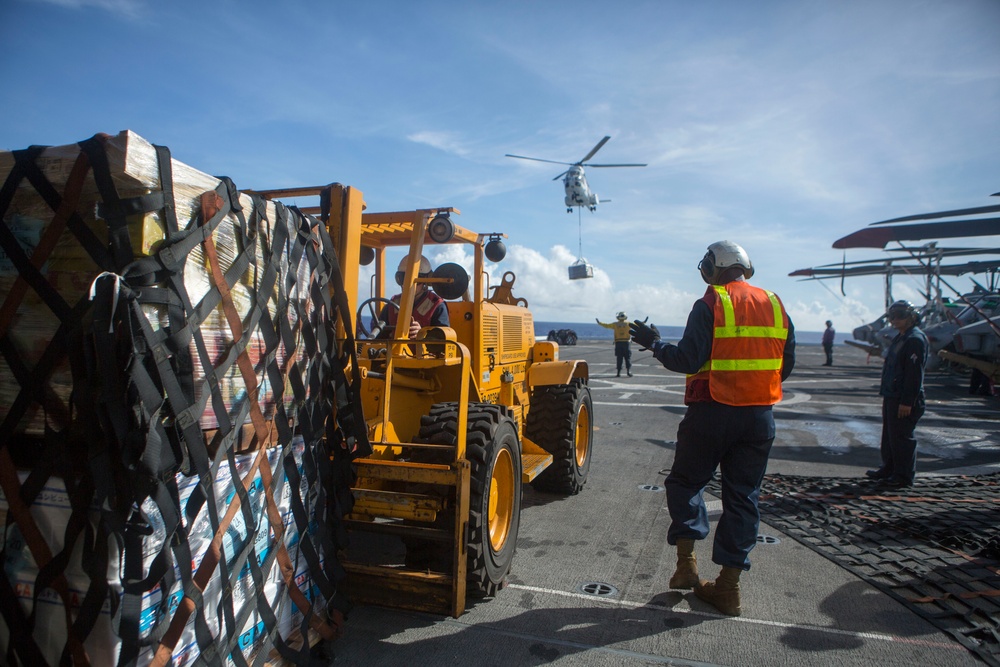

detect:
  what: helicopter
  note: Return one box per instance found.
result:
[506,136,646,212]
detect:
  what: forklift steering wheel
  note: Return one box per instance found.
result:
[356,297,399,339]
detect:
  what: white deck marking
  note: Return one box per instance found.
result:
[505,584,965,652]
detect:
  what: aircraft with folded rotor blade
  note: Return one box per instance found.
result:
[791,192,1000,379]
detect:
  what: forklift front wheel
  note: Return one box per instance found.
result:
[488,445,516,552]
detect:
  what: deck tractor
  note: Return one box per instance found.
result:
[255,184,593,617]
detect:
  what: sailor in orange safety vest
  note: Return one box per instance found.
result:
[629,240,795,617]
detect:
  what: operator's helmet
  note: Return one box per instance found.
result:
[887,300,920,325]
[699,240,754,284]
[395,255,433,285]
[616,311,627,320]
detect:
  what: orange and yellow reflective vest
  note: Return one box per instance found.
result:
[685,282,789,406]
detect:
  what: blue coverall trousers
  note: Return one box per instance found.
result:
[665,401,775,570]
[879,397,924,484]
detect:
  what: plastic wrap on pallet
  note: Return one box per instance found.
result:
[0,131,364,667]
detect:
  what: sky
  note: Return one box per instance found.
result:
[2,0,999,334]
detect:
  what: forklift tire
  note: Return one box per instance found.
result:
[526,379,593,495]
[412,402,522,598]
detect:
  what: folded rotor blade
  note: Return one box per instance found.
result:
[792,260,1000,278]
[833,217,1000,249]
[809,247,1000,269]
[873,204,1000,225]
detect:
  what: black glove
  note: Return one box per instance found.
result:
[630,320,660,350]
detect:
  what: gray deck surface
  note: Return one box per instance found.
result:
[326,342,998,666]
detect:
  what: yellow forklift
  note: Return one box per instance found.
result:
[254,184,593,617]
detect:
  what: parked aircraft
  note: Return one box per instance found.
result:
[794,191,1000,378]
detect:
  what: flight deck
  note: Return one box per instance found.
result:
[327,342,998,667]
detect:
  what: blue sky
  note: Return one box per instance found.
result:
[2,0,998,333]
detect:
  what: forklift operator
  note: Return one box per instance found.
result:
[378,255,450,339]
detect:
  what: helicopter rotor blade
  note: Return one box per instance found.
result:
[833,217,1000,248]
[505,154,574,166]
[585,163,648,168]
[792,260,1000,279]
[872,203,1000,225]
[552,171,568,181]
[579,136,612,164]
[809,247,1000,269]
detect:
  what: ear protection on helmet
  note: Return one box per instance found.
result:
[699,241,754,284]
[698,252,717,284]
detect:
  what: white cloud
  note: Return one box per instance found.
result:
[355,242,702,326]
[407,131,473,157]
[24,0,145,17]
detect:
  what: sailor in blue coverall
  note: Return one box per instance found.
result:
[866,300,928,489]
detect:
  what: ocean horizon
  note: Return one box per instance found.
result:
[535,321,845,346]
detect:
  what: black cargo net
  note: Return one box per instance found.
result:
[0,133,368,666]
[711,474,1000,666]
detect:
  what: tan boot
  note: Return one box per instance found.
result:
[695,566,742,616]
[669,538,699,590]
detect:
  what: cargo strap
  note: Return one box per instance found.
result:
[0,145,109,667]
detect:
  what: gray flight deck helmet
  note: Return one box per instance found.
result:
[887,299,920,325]
[395,255,432,286]
[699,240,754,285]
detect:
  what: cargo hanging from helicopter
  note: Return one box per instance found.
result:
[506,135,646,212]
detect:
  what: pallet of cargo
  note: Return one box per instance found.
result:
[0,131,366,666]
